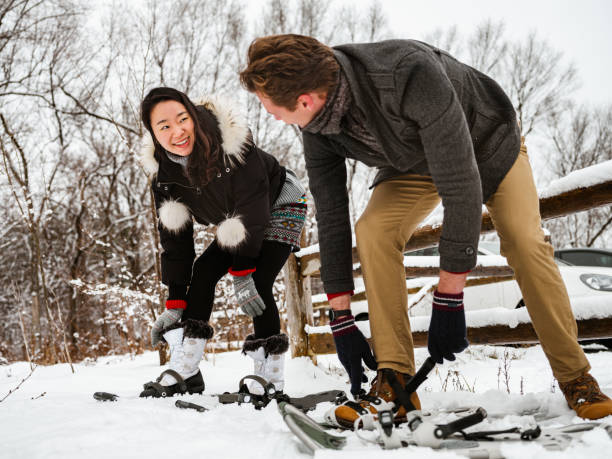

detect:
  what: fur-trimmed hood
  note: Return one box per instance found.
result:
[146,95,286,283]
[137,94,250,178]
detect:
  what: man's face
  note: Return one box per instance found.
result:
[256,92,318,128]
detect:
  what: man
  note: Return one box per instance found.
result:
[240,34,612,425]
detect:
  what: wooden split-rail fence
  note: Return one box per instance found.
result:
[283,169,612,358]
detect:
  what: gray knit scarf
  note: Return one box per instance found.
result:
[302,71,351,135]
[302,71,383,156]
[165,151,189,168]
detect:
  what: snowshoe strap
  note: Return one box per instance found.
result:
[155,369,187,393]
[461,425,541,442]
[216,375,275,409]
[283,390,348,412]
[216,375,348,412]
[385,369,417,413]
[405,357,436,394]
[142,381,171,397]
[175,400,208,412]
[93,391,118,402]
[239,375,277,397]
[342,400,370,415]
[434,407,488,439]
[383,357,436,415]
[217,392,253,405]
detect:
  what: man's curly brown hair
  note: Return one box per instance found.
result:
[239,34,339,110]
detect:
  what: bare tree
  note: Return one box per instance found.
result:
[467,19,507,75]
[502,32,579,136]
[424,25,462,56]
[544,104,612,248]
[1,1,598,365]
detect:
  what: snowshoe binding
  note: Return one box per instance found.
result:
[140,369,204,398]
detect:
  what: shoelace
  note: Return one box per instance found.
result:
[359,372,396,407]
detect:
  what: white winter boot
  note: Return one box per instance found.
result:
[242,333,289,395]
[140,320,213,398]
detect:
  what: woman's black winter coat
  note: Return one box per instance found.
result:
[139,96,285,290]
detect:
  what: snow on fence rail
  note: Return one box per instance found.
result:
[283,161,612,357]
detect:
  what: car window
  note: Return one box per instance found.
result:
[554,258,572,266]
[558,251,612,268]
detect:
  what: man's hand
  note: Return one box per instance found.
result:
[427,289,469,363]
[331,311,377,396]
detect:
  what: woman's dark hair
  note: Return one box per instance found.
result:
[141,87,221,185]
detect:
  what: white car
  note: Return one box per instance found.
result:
[405,241,612,314]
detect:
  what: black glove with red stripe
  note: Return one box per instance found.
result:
[427,290,469,364]
[331,312,377,396]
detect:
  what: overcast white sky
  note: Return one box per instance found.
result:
[245,0,610,181]
[345,0,612,106]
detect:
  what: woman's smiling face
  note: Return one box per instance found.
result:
[150,100,195,156]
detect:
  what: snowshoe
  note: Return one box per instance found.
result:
[278,400,347,453]
[139,369,204,398]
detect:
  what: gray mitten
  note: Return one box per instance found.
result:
[151,308,183,346]
[232,273,266,317]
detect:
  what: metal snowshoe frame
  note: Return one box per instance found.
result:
[176,374,347,412]
[94,374,347,413]
[278,401,347,453]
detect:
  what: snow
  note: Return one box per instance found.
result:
[306,295,612,336]
[312,277,441,306]
[401,255,510,268]
[539,160,612,199]
[2,344,611,459]
[295,160,612,260]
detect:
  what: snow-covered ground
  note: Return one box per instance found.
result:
[1,344,611,458]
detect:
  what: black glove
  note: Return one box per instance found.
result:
[427,290,469,364]
[331,313,377,396]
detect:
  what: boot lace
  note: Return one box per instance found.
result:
[361,370,395,403]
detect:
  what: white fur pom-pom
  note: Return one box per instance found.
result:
[158,200,191,233]
[217,217,247,248]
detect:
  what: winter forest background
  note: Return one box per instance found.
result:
[0,0,610,367]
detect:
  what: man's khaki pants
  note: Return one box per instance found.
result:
[355,142,590,382]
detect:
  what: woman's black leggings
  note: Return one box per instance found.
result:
[183,240,291,338]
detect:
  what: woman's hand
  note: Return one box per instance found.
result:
[232,273,266,317]
[151,308,184,346]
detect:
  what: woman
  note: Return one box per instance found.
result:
[138,87,306,397]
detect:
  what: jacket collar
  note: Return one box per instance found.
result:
[138,94,250,177]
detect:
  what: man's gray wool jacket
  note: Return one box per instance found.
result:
[302,39,521,294]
